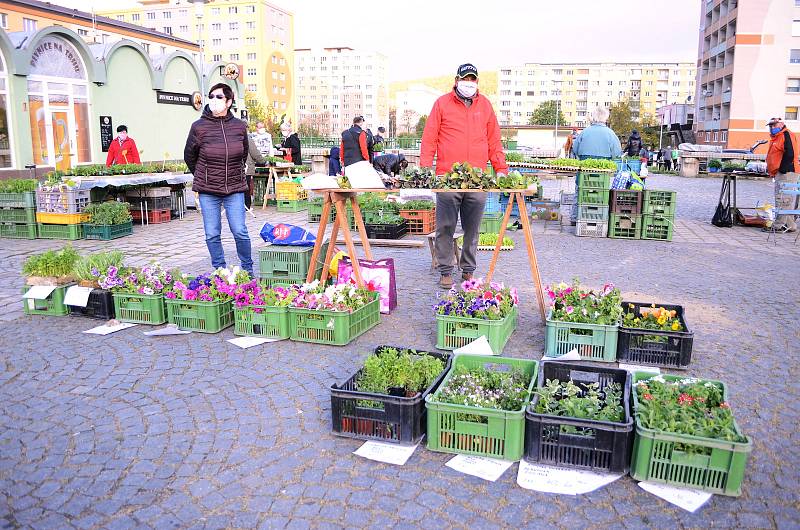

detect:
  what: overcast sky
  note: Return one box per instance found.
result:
[58,0,701,80]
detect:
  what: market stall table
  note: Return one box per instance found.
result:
[254,166,294,209]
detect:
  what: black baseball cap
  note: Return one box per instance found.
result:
[457,63,478,79]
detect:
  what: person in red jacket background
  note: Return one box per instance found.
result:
[105,125,141,166]
[420,63,508,289]
[766,117,799,232]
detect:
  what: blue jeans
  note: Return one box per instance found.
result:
[198,192,253,276]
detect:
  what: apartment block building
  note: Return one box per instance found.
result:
[294,47,389,137]
[695,0,800,149]
[100,0,294,121]
[497,62,696,128]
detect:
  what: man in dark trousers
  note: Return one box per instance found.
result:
[766,117,799,232]
[420,63,508,289]
[339,116,370,173]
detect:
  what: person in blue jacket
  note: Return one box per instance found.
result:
[329,146,342,176]
[573,107,622,160]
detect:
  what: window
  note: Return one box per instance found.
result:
[793,20,800,37]
[514,91,522,96]
[212,38,221,46]
[247,21,256,29]
[272,55,278,64]
[230,37,239,45]
[163,11,171,19]
[160,46,166,55]
[22,17,37,32]
[246,38,256,46]
[281,87,286,95]
[672,81,680,86]
[713,131,719,142]
[179,9,187,16]
[247,52,256,60]
[230,53,239,61]
[721,131,728,142]
[608,81,613,86]
[77,28,88,36]
[116,15,124,21]
[526,91,534,96]
[211,23,221,31]
[279,73,285,81]
[213,54,222,61]
[786,106,798,120]
[279,58,286,66]
[501,101,510,107]
[229,22,239,31]
[179,25,188,32]
[247,68,256,76]
[788,78,800,92]
[229,6,238,13]
[146,12,155,20]
[791,49,800,63]
[141,42,149,52]
[132,13,139,21]
[163,27,172,35]
[272,71,277,79]
[246,5,256,13]
[211,7,220,15]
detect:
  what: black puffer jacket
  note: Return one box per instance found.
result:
[184,105,248,195]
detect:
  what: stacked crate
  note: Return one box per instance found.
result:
[642,190,676,241]
[609,189,643,239]
[575,171,610,237]
[307,197,354,228]
[276,181,308,212]
[36,188,91,240]
[0,190,37,239]
[480,192,502,233]
[257,242,328,288]
[127,187,172,225]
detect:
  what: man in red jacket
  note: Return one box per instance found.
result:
[105,125,141,166]
[765,117,799,232]
[420,63,508,288]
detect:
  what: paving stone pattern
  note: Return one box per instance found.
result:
[1,175,799,529]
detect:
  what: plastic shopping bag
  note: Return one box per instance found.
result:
[259,222,316,246]
[336,257,397,314]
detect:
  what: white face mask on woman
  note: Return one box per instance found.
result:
[257,128,267,134]
[208,97,227,114]
[456,80,478,99]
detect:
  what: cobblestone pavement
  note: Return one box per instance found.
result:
[1,175,799,529]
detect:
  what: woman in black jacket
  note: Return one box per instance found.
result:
[280,122,302,165]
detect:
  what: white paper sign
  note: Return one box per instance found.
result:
[83,322,138,335]
[227,336,283,349]
[516,461,622,495]
[445,454,514,482]
[453,335,495,356]
[23,285,57,299]
[343,161,385,189]
[63,286,93,308]
[618,363,661,374]
[542,349,582,361]
[143,325,192,336]
[353,441,418,466]
[301,173,339,190]
[638,481,712,513]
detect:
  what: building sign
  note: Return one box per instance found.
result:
[222,63,240,80]
[100,116,113,152]
[155,90,193,106]
[191,91,202,111]
[29,37,85,79]
[240,109,248,121]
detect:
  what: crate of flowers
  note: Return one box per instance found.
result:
[67,251,124,320]
[544,280,622,362]
[101,262,173,325]
[618,301,693,369]
[330,346,450,444]
[425,354,538,461]
[233,280,297,339]
[288,280,381,345]
[434,278,518,354]
[82,202,133,241]
[21,245,80,316]
[525,361,634,474]
[631,373,752,496]
[164,267,247,333]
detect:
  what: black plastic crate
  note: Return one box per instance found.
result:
[67,289,115,320]
[617,301,693,369]
[127,196,172,211]
[330,346,450,445]
[525,361,634,473]
[610,190,643,215]
[364,220,408,240]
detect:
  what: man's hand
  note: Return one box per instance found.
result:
[496,172,506,178]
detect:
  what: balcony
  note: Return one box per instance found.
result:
[722,91,732,103]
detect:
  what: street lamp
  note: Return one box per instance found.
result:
[190,0,209,99]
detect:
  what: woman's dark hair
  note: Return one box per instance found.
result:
[116,125,128,133]
[209,82,235,101]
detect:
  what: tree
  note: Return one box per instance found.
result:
[528,100,567,126]
[388,107,397,138]
[244,92,268,132]
[608,100,636,142]
[415,115,427,136]
[297,120,322,138]
[638,114,660,149]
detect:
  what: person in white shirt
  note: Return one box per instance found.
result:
[251,122,273,157]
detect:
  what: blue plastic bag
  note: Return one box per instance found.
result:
[259,222,316,246]
[611,171,631,190]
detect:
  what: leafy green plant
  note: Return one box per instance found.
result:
[534,379,624,424]
[708,159,722,169]
[356,347,445,399]
[84,201,132,225]
[358,192,399,214]
[73,251,125,282]
[399,200,435,211]
[437,162,497,189]
[496,170,540,190]
[0,179,37,193]
[546,278,622,325]
[398,167,434,188]
[505,152,525,163]
[367,213,404,225]
[22,245,80,278]
[430,364,531,414]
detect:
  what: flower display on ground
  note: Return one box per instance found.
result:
[430,365,530,413]
[534,379,624,423]
[546,278,622,325]
[433,278,518,320]
[166,267,251,302]
[98,261,173,295]
[290,280,375,313]
[232,280,298,313]
[623,303,684,332]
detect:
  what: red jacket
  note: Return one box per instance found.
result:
[106,136,141,166]
[766,126,799,176]
[420,90,507,175]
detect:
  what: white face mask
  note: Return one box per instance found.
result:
[456,80,478,98]
[257,128,267,134]
[208,97,227,114]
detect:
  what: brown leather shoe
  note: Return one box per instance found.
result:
[439,274,453,289]
[461,272,473,281]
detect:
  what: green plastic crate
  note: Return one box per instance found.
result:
[307,199,354,227]
[258,243,328,280]
[435,306,517,354]
[37,222,83,240]
[0,222,37,239]
[577,171,611,189]
[0,191,35,208]
[544,310,619,362]
[577,204,609,222]
[22,284,71,316]
[252,176,274,206]
[425,354,539,461]
[643,190,677,216]
[630,373,752,496]
[288,291,380,345]
[479,213,503,234]
[0,207,36,224]
[166,298,234,333]
[577,188,610,206]
[83,221,133,241]
[113,292,167,324]
[608,213,642,239]
[641,214,674,241]
[234,306,290,339]
[276,199,308,212]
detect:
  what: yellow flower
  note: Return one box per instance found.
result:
[657,316,667,326]
[671,321,680,331]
